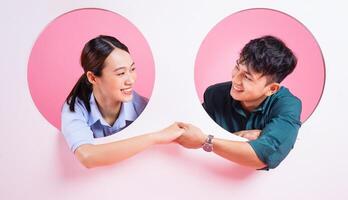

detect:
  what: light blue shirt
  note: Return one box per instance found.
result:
[61,91,148,152]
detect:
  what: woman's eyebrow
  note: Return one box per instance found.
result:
[113,62,135,71]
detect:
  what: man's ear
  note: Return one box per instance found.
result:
[86,71,97,85]
[266,83,280,96]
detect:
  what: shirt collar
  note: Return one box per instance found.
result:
[231,95,271,117]
[113,100,138,129]
[88,94,104,126]
[88,93,138,128]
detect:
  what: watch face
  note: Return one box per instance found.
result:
[202,143,213,152]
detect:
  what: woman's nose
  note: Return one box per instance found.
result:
[125,73,135,85]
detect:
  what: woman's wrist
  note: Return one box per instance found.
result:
[146,131,162,145]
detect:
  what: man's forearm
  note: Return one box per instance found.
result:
[212,138,267,169]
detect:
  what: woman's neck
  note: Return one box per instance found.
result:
[93,90,121,126]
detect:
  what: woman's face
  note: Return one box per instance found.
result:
[94,48,137,103]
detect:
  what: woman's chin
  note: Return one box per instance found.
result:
[120,94,133,102]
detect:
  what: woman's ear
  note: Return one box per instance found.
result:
[267,83,280,96]
[86,71,97,85]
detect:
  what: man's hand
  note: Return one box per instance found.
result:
[175,122,207,149]
[234,129,261,140]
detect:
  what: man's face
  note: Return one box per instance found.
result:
[230,61,275,110]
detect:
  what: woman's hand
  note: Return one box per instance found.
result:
[152,123,185,144]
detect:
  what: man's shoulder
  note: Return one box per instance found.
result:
[274,86,302,105]
[203,81,232,108]
[269,86,302,118]
[205,81,232,97]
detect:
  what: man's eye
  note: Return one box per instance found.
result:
[131,67,136,71]
[117,72,125,76]
[244,75,252,80]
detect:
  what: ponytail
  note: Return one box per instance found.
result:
[66,74,92,112]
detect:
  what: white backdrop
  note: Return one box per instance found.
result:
[1,0,347,199]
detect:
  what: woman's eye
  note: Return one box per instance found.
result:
[131,67,136,72]
[117,72,125,76]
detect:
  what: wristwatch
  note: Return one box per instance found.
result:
[202,135,214,152]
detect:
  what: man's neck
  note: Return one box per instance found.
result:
[240,95,268,113]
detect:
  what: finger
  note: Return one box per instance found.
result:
[177,122,189,129]
[178,128,185,135]
[241,134,251,140]
[235,131,244,136]
[235,132,242,136]
[238,133,245,137]
[251,130,261,136]
[235,131,245,137]
[244,133,258,140]
[251,129,262,134]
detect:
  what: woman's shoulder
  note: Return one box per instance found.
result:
[61,96,89,118]
[132,91,148,115]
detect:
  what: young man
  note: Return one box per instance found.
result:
[176,35,302,170]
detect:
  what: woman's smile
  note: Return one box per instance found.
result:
[121,87,133,95]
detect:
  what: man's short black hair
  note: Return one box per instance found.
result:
[239,35,297,83]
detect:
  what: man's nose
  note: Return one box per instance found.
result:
[232,71,242,84]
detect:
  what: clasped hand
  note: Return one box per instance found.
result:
[155,122,261,149]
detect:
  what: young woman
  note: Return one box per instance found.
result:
[61,35,183,168]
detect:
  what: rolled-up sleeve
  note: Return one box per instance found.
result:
[248,97,302,169]
[61,102,94,152]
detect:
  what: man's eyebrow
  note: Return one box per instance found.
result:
[113,62,135,71]
[236,59,258,79]
[236,63,256,80]
[245,68,256,79]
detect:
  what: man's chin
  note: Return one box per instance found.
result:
[230,90,243,100]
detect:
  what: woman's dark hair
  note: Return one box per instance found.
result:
[239,35,297,83]
[66,35,129,112]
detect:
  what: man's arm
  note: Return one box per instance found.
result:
[176,123,266,169]
[212,138,266,169]
[234,129,261,140]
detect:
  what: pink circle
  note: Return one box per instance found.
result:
[28,8,155,129]
[194,8,325,122]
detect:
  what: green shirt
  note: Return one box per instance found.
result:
[203,82,302,169]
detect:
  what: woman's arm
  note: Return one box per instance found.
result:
[75,123,184,168]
